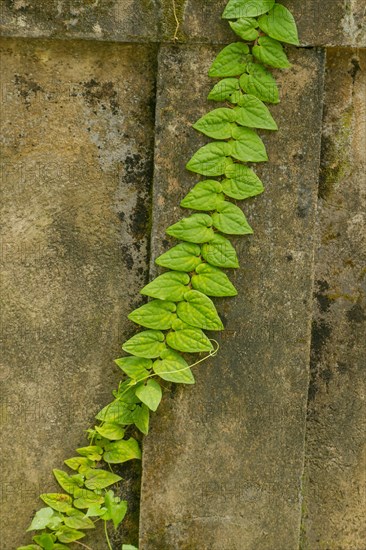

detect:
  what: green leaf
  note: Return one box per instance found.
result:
[186,142,233,176]
[240,62,279,104]
[18,546,42,550]
[222,164,264,200]
[229,89,244,104]
[180,180,225,211]
[133,403,150,435]
[46,513,64,531]
[27,508,54,531]
[208,42,250,77]
[76,446,103,461]
[212,202,253,235]
[193,108,236,139]
[122,330,166,359]
[135,379,162,412]
[128,300,177,330]
[55,526,85,543]
[223,0,275,19]
[53,545,70,550]
[84,468,122,490]
[115,356,152,381]
[53,470,84,495]
[208,78,240,102]
[32,535,55,550]
[64,509,95,530]
[103,491,128,529]
[103,438,142,464]
[234,94,277,130]
[258,4,299,45]
[166,213,215,243]
[230,125,268,162]
[153,349,195,384]
[177,290,224,331]
[140,272,190,301]
[171,318,192,331]
[253,36,291,69]
[73,488,105,510]
[191,263,237,297]
[166,328,213,353]
[229,17,259,41]
[156,242,202,272]
[95,422,125,441]
[96,400,135,425]
[201,233,239,268]
[40,494,73,513]
[122,546,139,550]
[64,457,93,472]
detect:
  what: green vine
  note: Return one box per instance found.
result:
[17,1,299,549]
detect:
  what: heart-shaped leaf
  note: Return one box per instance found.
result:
[129,300,177,330]
[240,62,279,104]
[40,494,73,513]
[103,438,141,464]
[258,4,299,45]
[27,508,55,532]
[166,213,215,243]
[156,242,202,272]
[64,509,95,529]
[177,290,224,331]
[166,328,213,353]
[208,78,240,102]
[180,180,225,211]
[230,125,268,162]
[234,94,277,129]
[122,330,166,359]
[95,423,125,441]
[201,233,239,268]
[84,468,122,490]
[229,17,259,41]
[135,379,162,412]
[193,108,236,139]
[114,356,152,381]
[55,526,85,543]
[153,349,195,384]
[186,142,233,176]
[208,43,250,77]
[223,0,275,19]
[222,164,264,200]
[212,202,253,235]
[140,272,190,302]
[191,263,237,297]
[253,36,291,69]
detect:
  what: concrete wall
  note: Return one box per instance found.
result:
[0,2,365,549]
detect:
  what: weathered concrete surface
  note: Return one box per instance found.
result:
[0,0,159,42]
[1,0,365,47]
[180,0,366,47]
[0,38,157,548]
[301,48,366,550]
[139,44,325,550]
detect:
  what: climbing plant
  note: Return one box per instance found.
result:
[17,1,299,549]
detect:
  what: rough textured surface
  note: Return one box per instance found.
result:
[1,0,365,46]
[301,48,366,550]
[139,44,325,550]
[0,37,157,549]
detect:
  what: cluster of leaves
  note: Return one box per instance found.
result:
[17,1,298,549]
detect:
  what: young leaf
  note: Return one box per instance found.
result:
[72,488,105,510]
[208,43,250,77]
[166,328,213,353]
[253,36,291,69]
[96,400,136,425]
[53,469,84,495]
[83,468,122,490]
[18,546,42,550]
[156,242,202,272]
[201,233,239,268]
[177,290,224,331]
[222,164,264,200]
[230,125,268,162]
[103,438,142,464]
[166,213,215,243]
[153,349,195,384]
[140,272,190,302]
[191,263,238,297]
[53,544,70,550]
[102,490,128,529]
[240,62,279,104]
[114,356,152,381]
[64,509,95,530]
[234,94,278,130]
[258,4,299,45]
[27,508,54,531]
[186,142,233,176]
[229,17,259,41]
[32,535,55,550]
[122,330,166,359]
[128,300,177,330]
[222,0,275,19]
[135,379,162,412]
[40,494,73,513]
[180,180,225,211]
[95,423,125,441]
[208,78,240,102]
[64,457,93,472]
[76,446,103,461]
[133,403,150,435]
[212,202,253,235]
[55,526,85,543]
[193,108,236,140]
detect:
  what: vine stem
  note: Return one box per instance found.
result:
[172,0,180,42]
[104,520,113,550]
[75,542,95,550]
